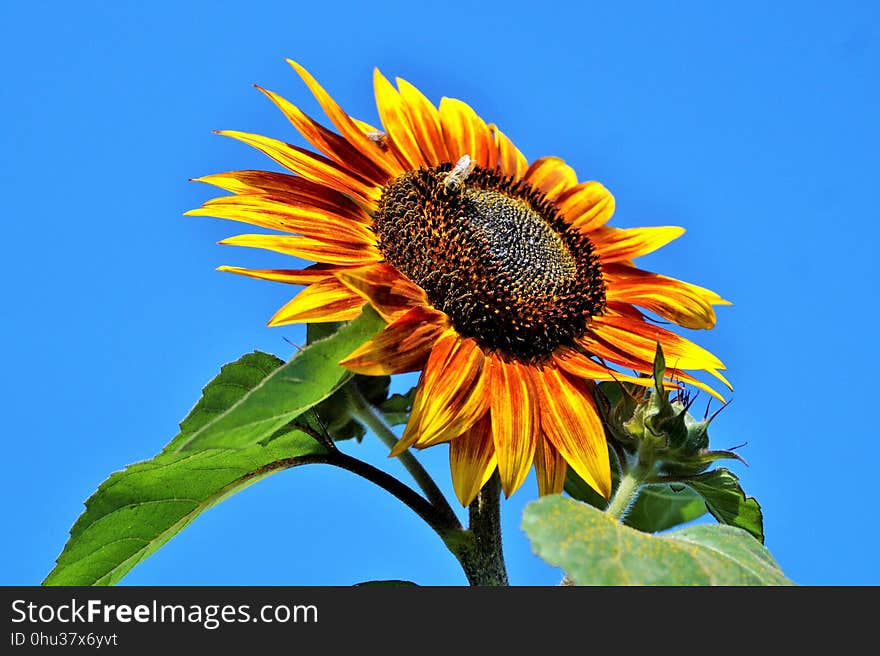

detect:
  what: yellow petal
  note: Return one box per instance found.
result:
[335,262,429,323]
[255,85,390,185]
[592,225,685,263]
[553,346,672,390]
[191,171,372,224]
[340,306,447,375]
[578,333,727,402]
[267,279,365,325]
[523,156,578,200]
[219,233,380,266]
[589,313,726,372]
[534,436,567,496]
[217,130,381,202]
[188,195,376,245]
[217,264,337,285]
[486,357,538,498]
[393,331,489,454]
[532,366,611,499]
[397,77,449,166]
[285,59,403,178]
[373,69,425,170]
[488,124,527,179]
[438,97,495,169]
[556,181,616,232]
[449,415,498,506]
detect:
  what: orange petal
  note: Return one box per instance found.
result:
[449,414,498,506]
[438,97,495,169]
[487,357,538,497]
[219,233,380,266]
[555,181,616,232]
[217,264,337,285]
[589,313,725,372]
[335,263,429,322]
[394,331,489,453]
[187,195,376,245]
[397,77,449,165]
[286,59,403,178]
[552,346,670,390]
[373,70,426,170]
[592,225,685,264]
[523,157,578,200]
[606,279,721,330]
[217,130,380,202]
[255,85,390,185]
[193,170,302,195]
[268,279,365,325]
[578,331,727,402]
[534,436,567,496]
[532,366,611,499]
[192,171,372,224]
[489,124,527,179]
[340,305,447,375]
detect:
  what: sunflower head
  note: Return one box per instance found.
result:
[373,155,605,362]
[188,60,731,506]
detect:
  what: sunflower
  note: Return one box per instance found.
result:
[187,60,730,506]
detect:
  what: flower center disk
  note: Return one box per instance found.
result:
[373,164,605,361]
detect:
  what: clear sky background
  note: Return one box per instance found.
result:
[2,0,877,586]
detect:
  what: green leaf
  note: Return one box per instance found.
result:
[686,468,764,542]
[297,375,392,442]
[565,467,708,533]
[43,317,387,586]
[163,351,284,453]
[299,321,408,441]
[522,496,792,585]
[44,431,328,586]
[173,307,386,451]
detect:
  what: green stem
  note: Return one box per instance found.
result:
[457,473,508,586]
[605,460,652,520]
[343,384,459,528]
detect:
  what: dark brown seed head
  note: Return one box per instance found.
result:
[373,163,605,362]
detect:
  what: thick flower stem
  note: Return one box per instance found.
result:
[458,473,509,586]
[605,459,652,520]
[343,384,459,528]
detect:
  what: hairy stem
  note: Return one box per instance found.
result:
[457,473,508,586]
[605,459,652,520]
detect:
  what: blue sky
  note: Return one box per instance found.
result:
[2,0,878,586]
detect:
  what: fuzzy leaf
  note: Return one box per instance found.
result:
[522,495,791,585]
[44,431,328,586]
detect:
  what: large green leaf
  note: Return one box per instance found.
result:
[44,311,385,586]
[522,496,792,585]
[565,467,707,533]
[686,468,764,542]
[44,431,328,586]
[172,307,385,450]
